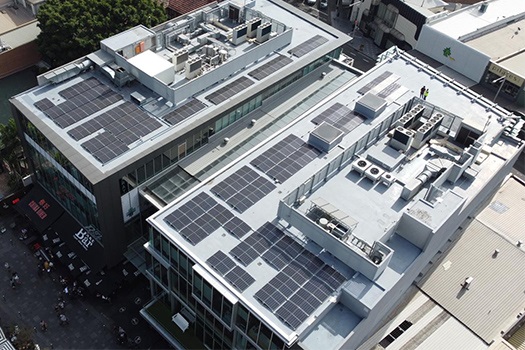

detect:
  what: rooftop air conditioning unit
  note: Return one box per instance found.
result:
[365,165,385,183]
[381,172,395,187]
[390,126,414,152]
[351,157,371,175]
[256,23,272,43]
[185,57,202,80]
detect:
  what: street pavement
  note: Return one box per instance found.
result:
[0,208,170,350]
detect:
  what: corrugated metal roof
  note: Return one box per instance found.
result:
[418,219,525,343]
[477,177,525,246]
[509,324,525,350]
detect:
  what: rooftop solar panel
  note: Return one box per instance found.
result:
[206,251,237,275]
[248,55,294,81]
[205,76,254,105]
[250,135,321,183]
[225,266,255,292]
[312,102,365,134]
[59,78,102,99]
[276,300,308,329]
[163,99,207,125]
[211,166,276,213]
[288,35,328,58]
[163,193,249,246]
[377,82,401,99]
[357,71,393,95]
[34,98,55,111]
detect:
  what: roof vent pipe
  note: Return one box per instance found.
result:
[493,249,500,257]
[223,137,230,144]
[518,240,523,247]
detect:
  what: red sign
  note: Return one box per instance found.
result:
[28,198,51,220]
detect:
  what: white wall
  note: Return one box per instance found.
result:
[416,26,490,82]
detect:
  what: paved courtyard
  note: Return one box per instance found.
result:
[0,207,170,350]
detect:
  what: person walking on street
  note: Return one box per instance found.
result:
[58,314,69,325]
[40,320,47,332]
[420,86,426,98]
[424,89,429,100]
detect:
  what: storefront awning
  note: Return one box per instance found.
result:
[15,186,63,233]
[50,214,105,272]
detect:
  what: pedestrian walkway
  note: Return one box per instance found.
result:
[0,208,169,350]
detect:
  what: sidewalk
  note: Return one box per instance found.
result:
[0,208,169,350]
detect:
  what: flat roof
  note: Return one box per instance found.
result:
[419,202,525,343]
[465,18,525,73]
[428,0,525,39]
[148,50,521,345]
[11,0,350,184]
[0,3,35,35]
[498,51,525,77]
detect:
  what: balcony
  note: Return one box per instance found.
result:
[141,299,204,350]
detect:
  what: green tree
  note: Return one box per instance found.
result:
[37,0,167,67]
[0,118,25,190]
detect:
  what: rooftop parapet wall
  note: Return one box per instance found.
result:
[277,201,393,281]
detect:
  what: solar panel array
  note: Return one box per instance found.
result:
[206,76,254,105]
[69,102,158,141]
[71,101,162,163]
[81,132,129,164]
[34,79,122,128]
[255,250,347,330]
[377,82,401,99]
[229,221,349,330]
[311,103,365,134]
[229,222,285,266]
[357,71,393,95]
[250,135,321,183]
[206,252,255,292]
[288,35,328,58]
[163,99,207,125]
[211,166,276,213]
[248,56,294,81]
[164,192,252,245]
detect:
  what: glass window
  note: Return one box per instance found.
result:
[258,323,272,350]
[235,304,249,333]
[137,166,146,183]
[161,236,169,259]
[222,299,233,325]
[270,334,284,350]
[202,281,212,307]
[193,272,203,298]
[154,155,162,173]
[146,160,154,179]
[170,270,179,294]
[247,313,261,343]
[212,291,222,316]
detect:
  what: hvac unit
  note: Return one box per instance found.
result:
[351,157,371,175]
[232,24,248,45]
[185,57,202,80]
[411,104,425,119]
[380,172,395,187]
[247,18,262,38]
[396,112,414,128]
[173,49,189,71]
[390,126,414,152]
[365,165,385,183]
[256,23,272,43]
